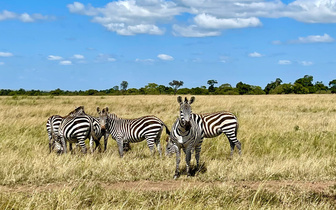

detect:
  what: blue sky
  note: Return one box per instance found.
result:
[1,0,336,91]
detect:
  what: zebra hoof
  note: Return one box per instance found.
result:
[173,173,180,179]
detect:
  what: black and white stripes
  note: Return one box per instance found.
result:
[97,107,170,157]
[166,96,204,179]
[54,106,108,154]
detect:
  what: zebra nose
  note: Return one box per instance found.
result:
[101,125,106,130]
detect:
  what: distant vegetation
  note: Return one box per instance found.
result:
[2,75,336,96]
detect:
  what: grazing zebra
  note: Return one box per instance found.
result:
[46,106,86,153]
[166,96,204,179]
[97,107,170,158]
[46,115,63,153]
[56,107,108,154]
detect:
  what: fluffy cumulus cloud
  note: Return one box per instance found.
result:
[0,10,50,22]
[157,54,174,61]
[68,0,336,37]
[295,33,334,43]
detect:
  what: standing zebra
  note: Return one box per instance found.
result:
[166,96,204,179]
[97,107,170,158]
[46,106,86,153]
[56,107,108,154]
[173,96,241,156]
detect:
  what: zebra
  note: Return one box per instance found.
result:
[166,96,204,179]
[46,115,63,153]
[97,106,170,158]
[46,106,86,153]
[56,106,108,154]
[172,96,241,156]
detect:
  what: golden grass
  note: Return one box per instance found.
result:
[0,95,335,209]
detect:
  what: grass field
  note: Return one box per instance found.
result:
[0,95,335,209]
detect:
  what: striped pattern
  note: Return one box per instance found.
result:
[46,106,86,153]
[166,96,204,179]
[97,107,170,158]
[197,111,241,156]
[56,107,108,154]
[46,115,63,153]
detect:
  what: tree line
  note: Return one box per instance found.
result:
[1,75,336,96]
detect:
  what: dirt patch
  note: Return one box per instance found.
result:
[0,180,335,193]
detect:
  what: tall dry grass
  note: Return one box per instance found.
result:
[0,95,335,209]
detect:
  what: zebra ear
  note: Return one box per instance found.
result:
[97,107,100,114]
[105,107,109,113]
[177,96,182,104]
[189,96,195,104]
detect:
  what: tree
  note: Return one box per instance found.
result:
[329,79,336,93]
[207,80,218,92]
[120,81,128,91]
[236,82,252,95]
[264,78,282,94]
[144,83,160,94]
[169,80,184,95]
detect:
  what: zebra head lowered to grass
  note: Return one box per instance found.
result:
[97,106,170,158]
[166,96,204,179]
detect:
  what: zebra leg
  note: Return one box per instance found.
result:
[155,129,163,156]
[145,136,156,156]
[235,140,242,156]
[90,137,94,154]
[185,148,192,177]
[174,148,181,179]
[95,139,102,153]
[117,139,124,158]
[78,139,87,154]
[195,144,202,169]
[61,137,67,154]
[103,133,108,152]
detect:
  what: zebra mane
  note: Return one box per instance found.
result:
[65,106,85,117]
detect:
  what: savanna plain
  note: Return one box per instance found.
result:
[0,95,335,209]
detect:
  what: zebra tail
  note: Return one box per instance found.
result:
[164,123,171,136]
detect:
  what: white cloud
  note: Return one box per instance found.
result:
[294,33,334,44]
[47,55,63,60]
[278,60,292,65]
[0,10,50,22]
[157,54,174,61]
[0,52,13,57]
[95,54,116,62]
[172,24,220,37]
[285,0,336,23]
[60,60,72,65]
[300,61,313,66]
[68,0,183,36]
[248,52,263,57]
[73,54,85,59]
[67,0,336,37]
[135,58,155,63]
[194,14,262,29]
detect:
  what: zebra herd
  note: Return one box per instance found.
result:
[46,96,241,178]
